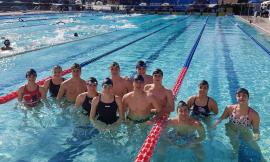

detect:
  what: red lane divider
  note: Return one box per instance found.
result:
[135,17,208,162]
[0,68,72,104]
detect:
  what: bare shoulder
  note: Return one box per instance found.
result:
[18,85,25,93]
[209,97,217,104]
[78,92,87,98]
[123,91,133,99]
[187,95,196,101]
[115,95,122,102]
[62,78,71,85]
[249,107,259,118]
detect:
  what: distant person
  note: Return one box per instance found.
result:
[75,77,99,116]
[57,63,87,102]
[187,80,218,118]
[144,68,174,116]
[122,75,160,124]
[90,78,123,126]
[213,88,260,156]
[18,69,46,107]
[43,65,65,97]
[74,33,79,37]
[109,62,132,97]
[135,60,153,85]
[1,39,13,51]
[18,18,24,22]
[164,101,205,161]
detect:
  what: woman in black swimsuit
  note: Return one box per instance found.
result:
[187,80,219,118]
[90,78,123,126]
[44,65,65,97]
[75,77,99,116]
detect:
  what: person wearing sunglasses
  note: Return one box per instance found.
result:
[90,78,124,127]
[144,68,174,116]
[122,75,160,124]
[75,77,99,116]
[18,69,46,107]
[57,63,87,102]
[43,65,65,97]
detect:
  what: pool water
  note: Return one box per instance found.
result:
[0,12,269,162]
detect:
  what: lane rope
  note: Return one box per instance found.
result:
[135,16,209,162]
[0,16,189,104]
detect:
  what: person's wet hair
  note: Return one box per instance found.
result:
[25,69,37,78]
[236,88,249,98]
[136,60,147,69]
[199,80,209,88]
[152,68,163,76]
[53,65,62,71]
[176,100,188,112]
[4,39,10,46]
[134,74,144,82]
[71,63,81,71]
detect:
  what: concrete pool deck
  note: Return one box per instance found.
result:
[238,15,270,35]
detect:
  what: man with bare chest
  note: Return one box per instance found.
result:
[57,63,87,102]
[110,62,132,97]
[122,75,160,123]
[144,68,174,116]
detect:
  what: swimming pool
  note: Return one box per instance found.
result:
[0,12,269,162]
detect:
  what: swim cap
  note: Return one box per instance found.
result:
[25,69,37,78]
[199,80,209,88]
[74,33,78,37]
[136,60,147,68]
[102,77,113,86]
[236,88,249,98]
[152,68,163,76]
[134,74,144,82]
[87,77,98,85]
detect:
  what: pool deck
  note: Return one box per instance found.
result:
[238,15,270,35]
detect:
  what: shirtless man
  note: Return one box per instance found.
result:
[110,62,132,97]
[144,68,174,116]
[122,75,160,124]
[135,60,152,85]
[165,101,205,160]
[57,63,87,102]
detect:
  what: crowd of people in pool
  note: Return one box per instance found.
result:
[15,60,263,160]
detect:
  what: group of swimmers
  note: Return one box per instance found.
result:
[16,60,261,159]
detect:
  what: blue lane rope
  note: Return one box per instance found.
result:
[0,16,189,89]
[80,17,189,67]
[184,16,209,68]
[230,17,270,57]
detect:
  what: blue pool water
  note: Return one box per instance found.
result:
[0,12,269,162]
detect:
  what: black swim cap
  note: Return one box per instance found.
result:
[134,74,144,82]
[87,77,98,85]
[102,77,113,86]
[199,80,209,88]
[74,33,78,37]
[152,68,163,76]
[136,60,147,68]
[25,69,37,78]
[236,88,249,98]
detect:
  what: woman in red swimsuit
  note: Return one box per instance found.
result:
[18,69,46,107]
